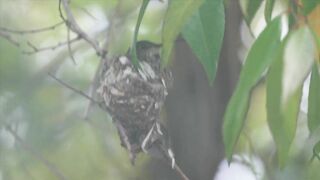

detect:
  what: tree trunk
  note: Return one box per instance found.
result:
[143,1,242,179]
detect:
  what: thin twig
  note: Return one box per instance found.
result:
[173,164,190,180]
[0,31,20,47]
[22,36,81,54]
[47,72,110,112]
[0,21,64,35]
[60,0,105,57]
[159,146,190,180]
[77,7,98,21]
[59,0,75,66]
[26,41,38,52]
[59,0,67,22]
[67,28,77,64]
[48,73,95,102]
[5,125,67,180]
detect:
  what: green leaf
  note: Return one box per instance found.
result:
[266,50,287,167]
[310,29,320,66]
[311,140,320,161]
[240,0,264,24]
[308,66,320,134]
[223,17,282,162]
[181,0,225,84]
[267,61,302,167]
[302,0,320,15]
[311,29,320,49]
[267,26,315,167]
[130,0,150,69]
[161,0,205,66]
[265,0,275,23]
[282,27,316,103]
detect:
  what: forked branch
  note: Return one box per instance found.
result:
[59,0,105,57]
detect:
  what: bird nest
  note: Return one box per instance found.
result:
[97,48,173,164]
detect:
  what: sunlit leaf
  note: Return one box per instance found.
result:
[161,0,204,66]
[282,27,315,103]
[267,26,315,167]
[223,17,282,162]
[182,0,225,84]
[308,66,320,134]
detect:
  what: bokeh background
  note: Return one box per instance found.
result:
[0,0,320,180]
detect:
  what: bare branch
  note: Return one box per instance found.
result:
[67,28,77,64]
[5,125,68,180]
[48,72,95,101]
[158,146,190,180]
[22,36,81,54]
[59,0,105,57]
[173,163,190,180]
[0,31,20,47]
[1,0,107,61]
[26,41,38,52]
[47,72,110,112]
[1,28,81,55]
[77,7,98,21]
[0,21,64,35]
[58,0,67,22]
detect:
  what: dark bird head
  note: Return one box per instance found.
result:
[136,41,162,71]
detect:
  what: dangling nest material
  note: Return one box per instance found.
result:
[97,44,173,165]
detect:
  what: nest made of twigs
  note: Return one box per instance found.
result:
[97,51,171,163]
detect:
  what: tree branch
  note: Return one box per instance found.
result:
[48,72,110,113]
[22,36,81,54]
[0,31,20,47]
[67,28,77,64]
[59,0,105,57]
[173,164,190,180]
[0,21,64,35]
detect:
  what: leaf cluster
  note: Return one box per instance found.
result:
[224,0,320,167]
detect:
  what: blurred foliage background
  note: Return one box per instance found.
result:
[0,0,149,179]
[1,0,320,180]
